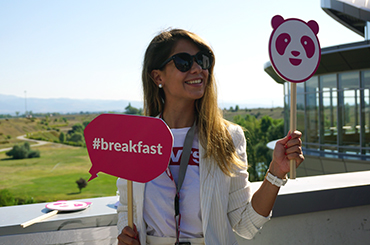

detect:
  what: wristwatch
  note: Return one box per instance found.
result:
[265,170,288,187]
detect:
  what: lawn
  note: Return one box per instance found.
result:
[0,143,118,204]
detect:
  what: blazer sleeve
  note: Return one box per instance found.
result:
[227,124,271,239]
[116,178,128,234]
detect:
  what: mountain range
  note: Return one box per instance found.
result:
[0,94,142,115]
[0,94,273,115]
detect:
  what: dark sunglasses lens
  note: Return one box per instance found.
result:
[195,52,211,69]
[173,53,192,72]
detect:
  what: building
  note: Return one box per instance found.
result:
[265,0,370,176]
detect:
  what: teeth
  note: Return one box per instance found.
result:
[186,79,201,84]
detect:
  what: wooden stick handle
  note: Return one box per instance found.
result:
[290,82,297,179]
[21,210,58,228]
[127,180,134,229]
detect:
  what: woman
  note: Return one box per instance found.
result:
[117,29,304,245]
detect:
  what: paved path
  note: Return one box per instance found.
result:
[0,135,50,152]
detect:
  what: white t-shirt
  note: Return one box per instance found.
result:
[143,127,203,238]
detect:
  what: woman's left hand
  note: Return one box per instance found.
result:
[269,130,304,179]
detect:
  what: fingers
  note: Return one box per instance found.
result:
[285,142,304,167]
[283,131,304,164]
[284,131,302,149]
[277,130,302,147]
[117,225,140,245]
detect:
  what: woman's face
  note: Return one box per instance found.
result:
[155,39,209,105]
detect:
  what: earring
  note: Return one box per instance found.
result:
[158,84,163,88]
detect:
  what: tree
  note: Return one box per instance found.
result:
[76,178,87,193]
[125,103,141,115]
[69,124,84,134]
[59,132,65,143]
[82,120,91,128]
[260,116,272,133]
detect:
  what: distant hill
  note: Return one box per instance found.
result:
[0,94,282,115]
[0,94,143,115]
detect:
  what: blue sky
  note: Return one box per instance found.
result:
[0,0,364,108]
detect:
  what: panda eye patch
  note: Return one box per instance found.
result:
[275,33,291,55]
[301,36,315,58]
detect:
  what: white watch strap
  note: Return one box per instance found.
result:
[265,171,287,187]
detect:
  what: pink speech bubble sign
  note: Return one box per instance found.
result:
[268,15,321,83]
[84,114,173,183]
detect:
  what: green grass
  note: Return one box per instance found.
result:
[0,109,284,206]
[27,131,60,142]
[0,144,117,204]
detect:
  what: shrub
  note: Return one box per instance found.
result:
[0,189,16,206]
[6,145,28,159]
[6,142,41,159]
[69,132,84,143]
[28,150,40,158]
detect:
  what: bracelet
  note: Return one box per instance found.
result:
[265,170,288,187]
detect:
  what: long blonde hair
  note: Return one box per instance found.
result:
[142,29,245,175]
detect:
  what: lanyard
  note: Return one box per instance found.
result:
[173,121,196,245]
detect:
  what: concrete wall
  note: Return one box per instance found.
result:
[1,171,369,245]
[236,205,370,245]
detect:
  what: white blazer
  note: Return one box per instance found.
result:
[117,123,270,245]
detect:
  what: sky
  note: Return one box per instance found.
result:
[0,0,364,108]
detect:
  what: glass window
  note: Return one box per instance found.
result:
[320,74,337,91]
[362,70,370,88]
[297,93,305,142]
[322,88,337,145]
[297,82,305,94]
[284,94,290,133]
[362,70,370,147]
[364,89,370,147]
[284,82,289,96]
[306,92,319,143]
[340,90,360,146]
[339,72,359,90]
[306,77,318,93]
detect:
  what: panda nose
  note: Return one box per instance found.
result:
[291,51,300,57]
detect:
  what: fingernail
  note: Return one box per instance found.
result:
[288,135,292,140]
[284,152,287,155]
[284,144,288,149]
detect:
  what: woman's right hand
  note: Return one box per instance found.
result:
[117,225,140,245]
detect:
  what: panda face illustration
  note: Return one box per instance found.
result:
[269,15,321,83]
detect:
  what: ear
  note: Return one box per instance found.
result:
[151,69,165,87]
[307,20,319,35]
[271,15,284,29]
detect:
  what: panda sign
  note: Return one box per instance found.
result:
[269,15,321,83]
[268,15,321,179]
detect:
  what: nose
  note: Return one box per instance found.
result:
[190,59,202,73]
[291,51,300,57]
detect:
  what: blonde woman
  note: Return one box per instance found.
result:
[117,29,304,245]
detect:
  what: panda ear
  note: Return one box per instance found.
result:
[271,15,285,29]
[307,20,319,35]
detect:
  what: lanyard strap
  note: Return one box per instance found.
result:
[174,121,196,245]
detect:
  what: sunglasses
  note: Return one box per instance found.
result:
[158,51,213,72]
